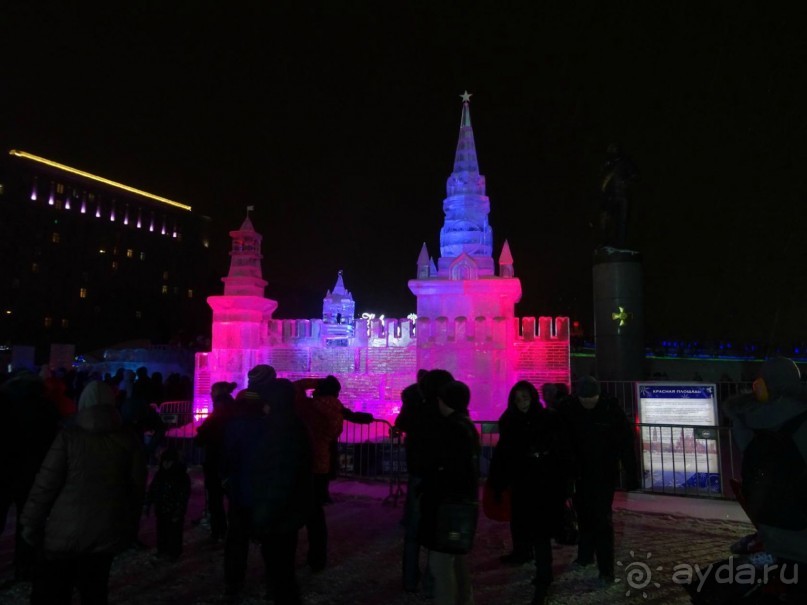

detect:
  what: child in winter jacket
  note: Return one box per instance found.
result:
[145,446,191,559]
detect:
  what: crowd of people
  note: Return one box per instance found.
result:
[395,371,639,605]
[1,359,805,604]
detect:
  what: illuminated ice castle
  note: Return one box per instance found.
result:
[194,94,570,421]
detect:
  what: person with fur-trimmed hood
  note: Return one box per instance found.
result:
[723,356,807,576]
[19,380,147,604]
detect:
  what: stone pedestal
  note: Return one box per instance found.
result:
[592,247,644,380]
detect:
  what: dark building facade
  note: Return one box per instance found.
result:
[0,150,216,362]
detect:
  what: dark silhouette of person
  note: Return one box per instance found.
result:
[418,380,480,605]
[195,381,237,542]
[0,371,60,581]
[489,381,573,604]
[20,381,146,604]
[145,446,190,560]
[394,368,446,595]
[558,376,638,585]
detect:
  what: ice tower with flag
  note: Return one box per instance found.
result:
[193,94,570,421]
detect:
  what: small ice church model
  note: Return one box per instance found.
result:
[194,94,570,421]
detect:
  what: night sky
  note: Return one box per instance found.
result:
[4,4,807,349]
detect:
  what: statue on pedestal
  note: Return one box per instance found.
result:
[595,144,639,249]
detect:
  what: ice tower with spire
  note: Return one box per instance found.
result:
[203,211,278,402]
[409,92,524,413]
[323,270,356,343]
[194,97,570,422]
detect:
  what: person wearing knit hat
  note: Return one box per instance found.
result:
[247,365,277,403]
[248,365,276,388]
[19,380,147,603]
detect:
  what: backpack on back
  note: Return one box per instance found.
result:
[741,410,807,530]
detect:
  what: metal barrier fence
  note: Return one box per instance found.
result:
[471,419,744,500]
[634,422,741,499]
[335,419,405,506]
[155,403,407,504]
[155,393,749,503]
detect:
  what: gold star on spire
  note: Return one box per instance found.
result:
[460,90,472,103]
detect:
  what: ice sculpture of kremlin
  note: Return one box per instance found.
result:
[193,94,570,421]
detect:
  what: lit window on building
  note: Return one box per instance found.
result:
[56,183,64,194]
[161,285,168,294]
[51,232,60,243]
[111,261,118,270]
[61,319,69,329]
[163,271,169,280]
[126,249,133,258]
[203,238,210,248]
[140,252,146,261]
[44,316,53,328]
[31,263,39,273]
[187,289,193,298]
[79,288,87,299]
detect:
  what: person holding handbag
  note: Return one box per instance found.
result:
[488,380,573,605]
[418,379,480,605]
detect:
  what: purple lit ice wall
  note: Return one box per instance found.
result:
[193,93,570,422]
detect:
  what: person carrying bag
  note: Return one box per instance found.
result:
[418,379,480,605]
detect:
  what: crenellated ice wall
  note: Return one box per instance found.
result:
[194,315,569,422]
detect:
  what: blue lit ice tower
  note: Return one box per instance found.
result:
[409,92,522,416]
[323,270,355,344]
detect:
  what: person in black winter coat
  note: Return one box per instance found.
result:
[418,380,480,605]
[220,388,266,596]
[0,372,60,581]
[194,381,237,542]
[395,369,451,595]
[558,376,639,585]
[145,446,191,560]
[221,380,312,603]
[251,379,313,605]
[489,381,573,604]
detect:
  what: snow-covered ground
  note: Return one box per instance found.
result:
[0,469,753,604]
